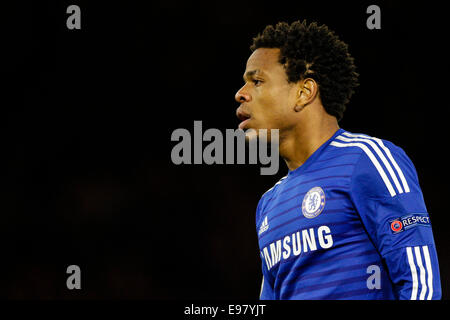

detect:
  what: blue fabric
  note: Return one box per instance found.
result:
[257,129,441,300]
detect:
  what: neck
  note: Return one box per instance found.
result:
[279,110,340,172]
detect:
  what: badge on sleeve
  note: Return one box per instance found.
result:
[389,214,431,234]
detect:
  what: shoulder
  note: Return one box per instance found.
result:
[255,174,288,221]
[329,130,420,198]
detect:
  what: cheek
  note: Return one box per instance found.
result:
[257,86,287,110]
[265,96,297,128]
[251,85,294,126]
[261,90,292,118]
[256,103,291,129]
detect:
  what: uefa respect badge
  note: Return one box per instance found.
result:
[389,214,431,234]
[302,187,326,219]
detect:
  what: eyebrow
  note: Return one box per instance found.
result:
[243,69,264,81]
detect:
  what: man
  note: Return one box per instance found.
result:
[235,20,441,300]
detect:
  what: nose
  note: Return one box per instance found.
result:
[235,85,251,103]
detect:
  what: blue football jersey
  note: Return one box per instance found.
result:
[256,128,441,300]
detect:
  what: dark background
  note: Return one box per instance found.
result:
[2,0,449,299]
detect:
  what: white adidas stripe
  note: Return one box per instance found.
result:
[422,245,434,300]
[330,141,397,197]
[406,247,419,300]
[342,132,410,193]
[335,135,404,194]
[415,246,428,300]
[331,133,411,197]
[406,246,434,300]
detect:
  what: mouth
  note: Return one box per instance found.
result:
[236,108,252,130]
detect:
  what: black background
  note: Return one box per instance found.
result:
[2,0,449,299]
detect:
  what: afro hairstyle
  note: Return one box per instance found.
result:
[250,20,359,121]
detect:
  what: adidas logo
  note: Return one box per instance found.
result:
[258,216,269,235]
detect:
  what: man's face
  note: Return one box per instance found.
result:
[235,48,298,135]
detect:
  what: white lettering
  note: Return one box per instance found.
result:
[292,231,302,256]
[282,235,291,259]
[263,225,334,270]
[184,305,218,317]
[318,226,333,249]
[302,228,317,253]
[262,247,272,270]
[270,240,282,267]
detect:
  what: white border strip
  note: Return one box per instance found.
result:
[336,135,403,194]
[330,141,396,196]
[342,132,410,193]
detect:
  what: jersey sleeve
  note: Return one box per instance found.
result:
[350,142,441,300]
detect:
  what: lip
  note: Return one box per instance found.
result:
[236,107,251,130]
[238,118,251,130]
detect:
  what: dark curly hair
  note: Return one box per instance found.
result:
[250,20,359,121]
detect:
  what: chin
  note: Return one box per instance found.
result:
[244,127,278,143]
[244,128,259,141]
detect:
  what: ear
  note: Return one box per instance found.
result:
[295,78,319,111]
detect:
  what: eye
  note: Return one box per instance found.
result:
[253,79,263,86]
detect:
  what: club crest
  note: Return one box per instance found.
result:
[302,187,326,218]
